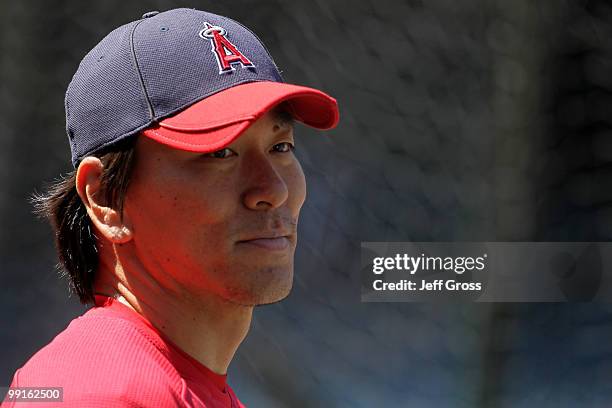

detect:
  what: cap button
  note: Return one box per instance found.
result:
[142,11,160,19]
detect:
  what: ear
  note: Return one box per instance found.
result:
[75,157,133,244]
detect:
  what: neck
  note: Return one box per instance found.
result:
[93,244,253,375]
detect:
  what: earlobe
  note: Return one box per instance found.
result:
[76,157,133,244]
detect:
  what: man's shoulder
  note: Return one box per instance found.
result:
[12,310,186,406]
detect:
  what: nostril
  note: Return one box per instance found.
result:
[242,182,289,211]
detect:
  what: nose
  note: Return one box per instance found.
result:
[241,153,289,210]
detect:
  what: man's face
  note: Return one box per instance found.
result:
[123,108,306,306]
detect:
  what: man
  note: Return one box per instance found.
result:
[2,8,338,408]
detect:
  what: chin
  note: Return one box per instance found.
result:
[225,265,294,306]
[254,280,293,306]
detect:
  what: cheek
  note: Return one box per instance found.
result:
[288,159,307,214]
[124,167,241,293]
[125,166,237,252]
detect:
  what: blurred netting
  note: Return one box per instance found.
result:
[2,0,612,407]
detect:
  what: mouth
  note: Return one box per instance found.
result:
[236,234,293,251]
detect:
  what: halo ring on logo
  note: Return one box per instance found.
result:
[199,25,226,39]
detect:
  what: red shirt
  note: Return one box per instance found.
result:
[2,295,246,407]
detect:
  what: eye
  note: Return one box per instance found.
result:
[271,142,295,153]
[204,148,236,159]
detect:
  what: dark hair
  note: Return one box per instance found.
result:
[32,138,136,305]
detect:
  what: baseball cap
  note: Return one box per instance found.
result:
[65,8,339,167]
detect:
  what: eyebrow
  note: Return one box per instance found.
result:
[270,106,295,129]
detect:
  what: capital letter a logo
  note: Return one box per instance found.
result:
[202,23,254,73]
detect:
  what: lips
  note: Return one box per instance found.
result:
[236,233,293,250]
[239,237,291,250]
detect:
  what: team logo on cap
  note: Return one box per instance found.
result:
[199,22,255,74]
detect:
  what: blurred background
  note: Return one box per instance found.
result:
[2,0,612,406]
